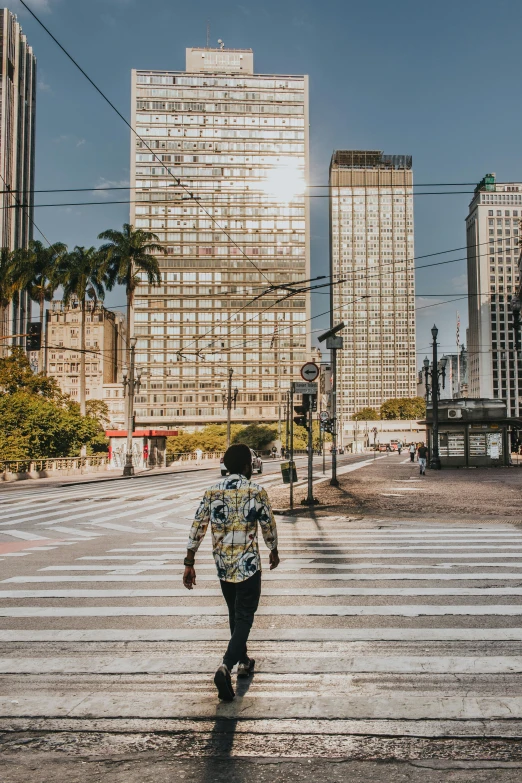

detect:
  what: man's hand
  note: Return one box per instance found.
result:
[183,565,196,589]
[269,549,280,570]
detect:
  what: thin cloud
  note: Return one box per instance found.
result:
[37,78,52,93]
[92,178,130,200]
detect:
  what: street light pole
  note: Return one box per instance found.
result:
[222,367,238,449]
[122,336,142,477]
[427,325,447,471]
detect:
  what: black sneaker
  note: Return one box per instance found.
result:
[237,657,255,678]
[214,664,235,701]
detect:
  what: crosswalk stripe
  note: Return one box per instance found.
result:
[2,628,522,642]
[1,693,522,721]
[3,586,522,598]
[7,572,522,583]
[0,530,51,541]
[1,655,521,675]
[2,604,522,618]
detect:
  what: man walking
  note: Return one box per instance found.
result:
[417,442,429,475]
[409,442,416,462]
[183,443,279,701]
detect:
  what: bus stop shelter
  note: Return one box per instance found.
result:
[423,398,521,468]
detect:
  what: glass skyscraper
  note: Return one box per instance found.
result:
[130,47,310,428]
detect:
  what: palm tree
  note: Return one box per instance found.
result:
[57,247,106,426]
[0,248,15,355]
[11,240,67,371]
[98,223,162,363]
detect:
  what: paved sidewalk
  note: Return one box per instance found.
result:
[268,452,522,520]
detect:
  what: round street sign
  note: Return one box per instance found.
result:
[319,411,329,422]
[300,361,319,382]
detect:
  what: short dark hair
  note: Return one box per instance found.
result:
[224,443,252,474]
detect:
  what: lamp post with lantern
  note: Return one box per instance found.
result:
[423,325,448,470]
[122,336,143,477]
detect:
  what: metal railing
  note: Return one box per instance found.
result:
[0,455,109,475]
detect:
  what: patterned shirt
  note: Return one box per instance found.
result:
[187,474,278,583]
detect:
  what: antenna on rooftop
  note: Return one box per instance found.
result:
[206,21,210,49]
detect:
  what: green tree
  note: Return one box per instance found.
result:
[98,223,162,364]
[380,396,426,420]
[85,399,111,429]
[353,407,379,421]
[57,247,106,419]
[10,240,67,370]
[0,347,60,397]
[0,350,107,461]
[233,424,277,451]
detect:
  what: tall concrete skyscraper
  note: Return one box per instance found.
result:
[466,174,521,415]
[130,47,310,428]
[0,9,36,354]
[329,150,416,427]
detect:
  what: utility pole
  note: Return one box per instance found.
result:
[285,390,290,457]
[122,336,142,477]
[222,367,238,448]
[318,323,344,488]
[272,319,282,444]
[289,384,294,509]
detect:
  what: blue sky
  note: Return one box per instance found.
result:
[12,0,522,364]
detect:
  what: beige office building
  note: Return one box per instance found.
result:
[329,150,416,424]
[47,301,126,405]
[0,9,36,354]
[130,47,310,428]
[466,174,521,415]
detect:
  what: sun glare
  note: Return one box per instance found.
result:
[259,157,306,203]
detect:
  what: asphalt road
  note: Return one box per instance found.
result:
[1,452,522,781]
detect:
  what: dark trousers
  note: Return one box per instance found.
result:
[220,570,261,670]
[410,452,415,462]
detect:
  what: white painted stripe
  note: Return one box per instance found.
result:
[3,586,522,598]
[88,522,149,533]
[7,572,522,583]
[3,604,522,618]
[0,530,51,541]
[42,526,102,538]
[2,628,522,642]
[1,656,521,675]
[2,693,522,720]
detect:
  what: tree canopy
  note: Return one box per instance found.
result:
[353,407,379,421]
[379,396,426,420]
[0,350,107,461]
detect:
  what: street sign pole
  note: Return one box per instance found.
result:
[289,384,294,510]
[326,335,343,487]
[306,397,314,504]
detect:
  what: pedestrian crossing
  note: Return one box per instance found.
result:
[1,516,522,735]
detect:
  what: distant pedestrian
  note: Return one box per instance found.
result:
[417,442,429,475]
[271,445,277,460]
[397,441,402,455]
[195,448,203,466]
[409,443,415,462]
[183,444,279,702]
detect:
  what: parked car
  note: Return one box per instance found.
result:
[378,443,388,452]
[220,449,263,477]
[390,440,400,451]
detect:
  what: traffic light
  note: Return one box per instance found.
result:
[26,322,42,351]
[310,394,317,412]
[293,405,309,431]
